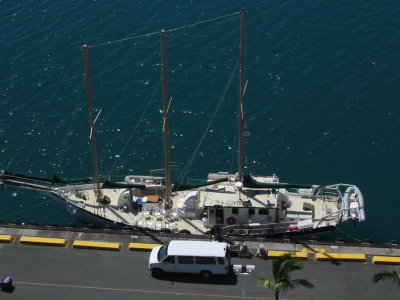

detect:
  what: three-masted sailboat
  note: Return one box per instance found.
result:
[0,10,365,237]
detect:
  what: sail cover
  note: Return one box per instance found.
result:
[101,181,146,190]
[172,177,229,192]
[243,174,312,189]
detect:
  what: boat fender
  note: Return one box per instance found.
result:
[226,216,237,225]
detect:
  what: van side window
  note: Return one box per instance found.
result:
[217,257,225,264]
[177,256,194,264]
[164,256,175,264]
[195,257,216,264]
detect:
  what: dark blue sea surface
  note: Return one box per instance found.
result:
[1,0,399,243]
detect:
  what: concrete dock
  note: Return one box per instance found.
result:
[0,223,399,299]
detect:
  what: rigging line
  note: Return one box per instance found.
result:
[57,79,85,167]
[1,198,52,219]
[88,11,240,49]
[230,109,239,174]
[4,151,20,172]
[335,226,362,242]
[90,109,101,140]
[45,51,81,105]
[166,11,240,33]
[176,59,240,184]
[93,109,102,124]
[284,94,328,183]
[243,79,248,96]
[3,52,81,170]
[89,31,159,49]
[162,97,173,133]
[110,79,162,173]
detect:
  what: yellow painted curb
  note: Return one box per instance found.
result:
[260,250,308,259]
[72,240,122,251]
[372,256,400,265]
[0,235,14,243]
[128,243,163,251]
[302,247,326,253]
[315,252,366,262]
[20,236,67,247]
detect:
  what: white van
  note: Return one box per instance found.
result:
[148,240,231,278]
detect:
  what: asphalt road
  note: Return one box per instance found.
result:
[0,243,398,300]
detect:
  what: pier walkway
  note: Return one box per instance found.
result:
[0,224,399,299]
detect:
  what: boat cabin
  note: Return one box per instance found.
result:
[200,183,290,228]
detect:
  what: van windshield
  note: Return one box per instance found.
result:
[157,245,168,262]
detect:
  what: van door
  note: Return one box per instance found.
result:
[161,255,176,273]
[195,256,217,274]
[176,256,195,273]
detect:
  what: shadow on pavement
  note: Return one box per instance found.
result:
[1,285,15,294]
[152,272,238,285]
[291,238,341,266]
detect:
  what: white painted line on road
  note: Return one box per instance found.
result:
[15,281,279,299]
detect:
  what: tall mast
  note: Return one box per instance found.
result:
[160,30,171,207]
[82,45,102,202]
[238,9,247,182]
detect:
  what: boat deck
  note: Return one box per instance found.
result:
[59,180,342,236]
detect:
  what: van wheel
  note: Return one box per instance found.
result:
[152,268,163,278]
[201,271,212,279]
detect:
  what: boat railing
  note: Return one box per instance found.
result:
[314,207,351,228]
[222,222,292,236]
[324,184,358,199]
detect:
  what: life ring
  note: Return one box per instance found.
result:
[226,216,237,225]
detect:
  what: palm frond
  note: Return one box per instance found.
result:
[274,254,297,280]
[272,255,286,279]
[258,277,277,292]
[281,259,303,274]
[292,278,314,289]
[277,279,294,292]
[373,270,400,286]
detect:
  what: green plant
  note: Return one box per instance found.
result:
[258,254,314,300]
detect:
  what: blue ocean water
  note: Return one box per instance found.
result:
[0,0,399,243]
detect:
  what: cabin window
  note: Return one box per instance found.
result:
[195,257,216,265]
[164,256,175,264]
[259,208,269,215]
[177,256,194,264]
[248,208,255,215]
[217,257,225,264]
[232,207,239,214]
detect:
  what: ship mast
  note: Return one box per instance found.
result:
[82,45,102,202]
[238,9,247,182]
[160,30,171,207]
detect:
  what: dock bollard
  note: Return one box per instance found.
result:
[239,242,251,258]
[256,244,267,258]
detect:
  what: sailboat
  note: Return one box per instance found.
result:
[0,10,365,237]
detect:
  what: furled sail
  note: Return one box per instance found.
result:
[101,181,146,190]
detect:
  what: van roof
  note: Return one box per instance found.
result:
[167,240,228,257]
